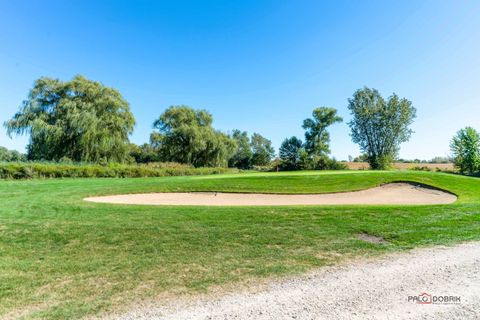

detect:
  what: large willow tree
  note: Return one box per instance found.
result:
[151,106,236,167]
[5,75,135,163]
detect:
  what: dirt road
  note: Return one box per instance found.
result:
[116,242,479,320]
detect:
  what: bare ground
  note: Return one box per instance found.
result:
[85,183,457,206]
[113,242,480,320]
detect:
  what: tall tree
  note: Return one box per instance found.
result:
[347,87,416,170]
[229,130,253,169]
[279,136,304,170]
[450,127,480,175]
[151,106,236,167]
[250,133,275,166]
[4,75,135,163]
[302,107,342,157]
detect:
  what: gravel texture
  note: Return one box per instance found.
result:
[85,183,457,206]
[115,242,480,320]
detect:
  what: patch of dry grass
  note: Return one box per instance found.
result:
[342,162,454,171]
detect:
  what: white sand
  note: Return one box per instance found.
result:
[84,183,456,206]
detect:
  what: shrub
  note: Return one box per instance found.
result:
[323,158,348,170]
[411,166,432,172]
[0,162,241,180]
[450,127,480,175]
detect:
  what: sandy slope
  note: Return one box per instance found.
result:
[85,183,456,206]
[114,242,480,320]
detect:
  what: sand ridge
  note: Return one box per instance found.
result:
[84,182,457,206]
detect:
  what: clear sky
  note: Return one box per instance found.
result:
[1,0,479,160]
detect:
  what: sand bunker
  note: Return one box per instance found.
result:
[84,183,456,206]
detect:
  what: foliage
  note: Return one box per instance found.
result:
[429,156,452,164]
[279,136,304,170]
[250,133,275,166]
[328,158,348,170]
[395,156,453,164]
[347,87,416,170]
[228,131,275,168]
[151,106,236,167]
[450,127,480,175]
[251,158,282,172]
[309,156,348,170]
[279,137,347,171]
[129,143,159,163]
[228,130,253,169]
[353,154,369,162]
[411,165,433,172]
[4,75,135,163]
[0,162,239,179]
[279,106,345,171]
[302,107,342,157]
[0,146,25,162]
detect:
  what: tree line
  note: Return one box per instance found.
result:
[0,146,25,162]
[131,105,275,168]
[2,75,476,174]
[3,76,276,168]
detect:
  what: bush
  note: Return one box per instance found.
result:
[450,127,480,175]
[411,166,432,172]
[0,146,26,162]
[277,156,348,171]
[0,162,241,180]
[307,156,348,170]
[324,158,348,170]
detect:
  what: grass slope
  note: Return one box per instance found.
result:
[0,171,479,319]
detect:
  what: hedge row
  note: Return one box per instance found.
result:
[0,162,241,179]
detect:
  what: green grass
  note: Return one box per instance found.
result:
[0,171,479,319]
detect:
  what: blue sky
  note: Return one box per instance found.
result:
[1,0,479,160]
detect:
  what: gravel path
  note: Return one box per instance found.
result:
[116,242,480,320]
[86,183,457,206]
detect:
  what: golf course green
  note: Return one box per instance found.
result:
[1,170,479,319]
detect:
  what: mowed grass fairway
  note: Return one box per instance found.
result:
[1,171,480,319]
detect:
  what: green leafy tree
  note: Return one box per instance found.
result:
[302,107,342,157]
[279,136,304,170]
[151,106,236,167]
[347,87,416,169]
[129,143,159,163]
[429,156,451,164]
[0,146,26,162]
[353,154,369,162]
[4,75,135,163]
[250,133,275,166]
[229,130,253,169]
[450,127,480,175]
